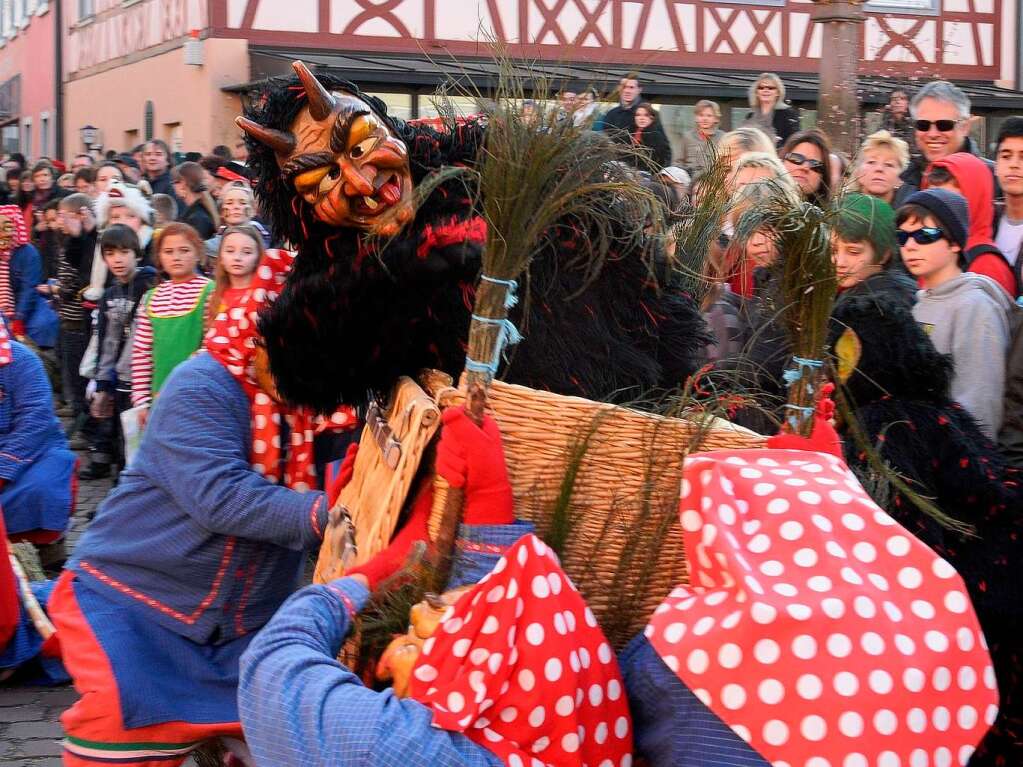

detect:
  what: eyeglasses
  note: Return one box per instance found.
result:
[896,227,946,246]
[914,119,959,132]
[783,152,825,174]
[757,85,778,91]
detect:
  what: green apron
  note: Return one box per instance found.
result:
[147,280,213,397]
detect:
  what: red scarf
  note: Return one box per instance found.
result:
[408,534,633,766]
[648,448,997,765]
[204,249,356,490]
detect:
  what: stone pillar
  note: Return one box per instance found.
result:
[811,0,866,158]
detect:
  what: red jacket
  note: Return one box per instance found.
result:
[927,153,1017,297]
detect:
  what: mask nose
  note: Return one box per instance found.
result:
[340,161,374,197]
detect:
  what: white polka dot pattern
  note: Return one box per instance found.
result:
[203,248,356,488]
[646,448,997,766]
[409,534,631,767]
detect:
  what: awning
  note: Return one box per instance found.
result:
[225,46,1023,111]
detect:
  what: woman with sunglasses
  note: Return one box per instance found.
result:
[742,72,799,148]
[898,188,1012,439]
[780,129,833,207]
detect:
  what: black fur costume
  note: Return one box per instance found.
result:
[246,73,710,413]
[831,285,1023,765]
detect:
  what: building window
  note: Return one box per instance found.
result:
[77,0,92,22]
[1,123,17,154]
[144,101,154,141]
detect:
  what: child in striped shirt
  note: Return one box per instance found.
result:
[130,223,212,429]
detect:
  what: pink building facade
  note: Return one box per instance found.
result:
[49,0,1023,161]
[61,0,247,159]
[0,0,57,161]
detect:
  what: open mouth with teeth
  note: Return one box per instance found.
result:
[351,173,403,216]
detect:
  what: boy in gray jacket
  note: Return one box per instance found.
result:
[897,188,1012,438]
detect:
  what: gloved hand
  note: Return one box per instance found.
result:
[435,407,514,526]
[767,383,842,458]
[326,443,358,507]
[345,482,432,591]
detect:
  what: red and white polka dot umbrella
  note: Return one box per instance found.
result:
[647,448,997,767]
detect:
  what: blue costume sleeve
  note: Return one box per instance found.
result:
[619,634,770,767]
[140,356,329,550]
[0,342,64,483]
[238,578,502,767]
[12,245,42,322]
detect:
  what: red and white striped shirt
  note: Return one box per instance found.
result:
[0,255,13,318]
[131,276,211,407]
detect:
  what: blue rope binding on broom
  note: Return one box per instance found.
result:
[463,275,524,377]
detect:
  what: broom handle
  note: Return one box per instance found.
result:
[429,275,512,592]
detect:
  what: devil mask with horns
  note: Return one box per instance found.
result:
[240,62,710,414]
[238,63,415,237]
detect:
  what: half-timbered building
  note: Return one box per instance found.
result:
[58,0,1023,160]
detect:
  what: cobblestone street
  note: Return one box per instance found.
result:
[0,458,202,766]
[0,457,111,767]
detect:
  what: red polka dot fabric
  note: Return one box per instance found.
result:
[204,249,355,490]
[408,534,633,767]
[648,448,998,767]
[0,320,11,366]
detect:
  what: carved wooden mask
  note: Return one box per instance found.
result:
[237,61,415,237]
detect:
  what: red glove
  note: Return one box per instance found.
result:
[767,383,843,459]
[435,407,514,526]
[346,482,432,590]
[9,320,25,340]
[326,443,358,507]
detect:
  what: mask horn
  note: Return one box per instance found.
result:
[293,61,336,121]
[236,117,296,156]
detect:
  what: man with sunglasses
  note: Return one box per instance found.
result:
[901,81,993,190]
[898,188,1012,438]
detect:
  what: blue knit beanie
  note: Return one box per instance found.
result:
[902,188,969,250]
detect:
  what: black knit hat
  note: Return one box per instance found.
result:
[903,188,969,250]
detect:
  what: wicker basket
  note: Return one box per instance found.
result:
[433,375,766,642]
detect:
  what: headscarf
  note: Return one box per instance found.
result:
[646,448,997,766]
[0,204,29,318]
[204,249,356,490]
[408,534,633,767]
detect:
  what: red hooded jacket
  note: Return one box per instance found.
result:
[927,153,1017,297]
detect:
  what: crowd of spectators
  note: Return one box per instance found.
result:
[2,72,1023,764]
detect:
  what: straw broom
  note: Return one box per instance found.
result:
[732,189,836,437]
[427,54,665,590]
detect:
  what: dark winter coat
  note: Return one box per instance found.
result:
[744,104,800,147]
[179,200,217,240]
[631,125,672,172]
[600,102,639,144]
